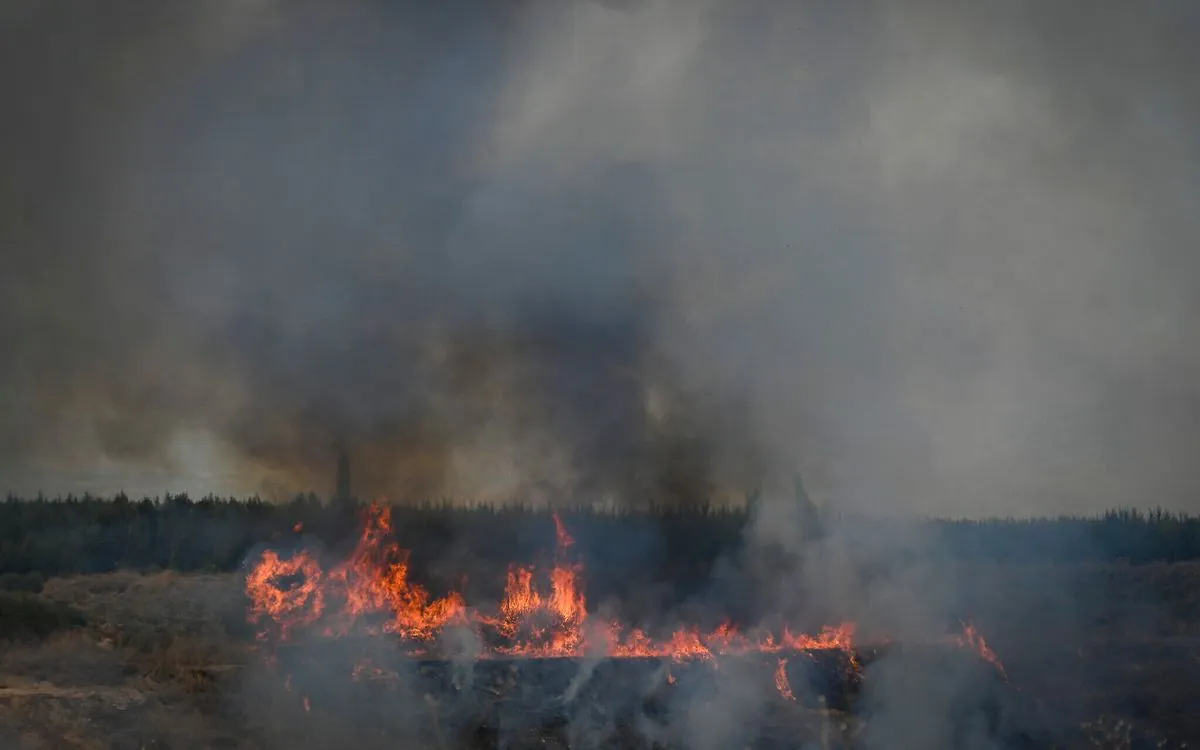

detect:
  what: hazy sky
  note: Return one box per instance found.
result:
[2,0,1198,517]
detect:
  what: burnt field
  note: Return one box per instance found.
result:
[2,497,1200,749]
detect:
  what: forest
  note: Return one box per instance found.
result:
[1,492,1198,580]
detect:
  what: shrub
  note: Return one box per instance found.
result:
[0,593,87,640]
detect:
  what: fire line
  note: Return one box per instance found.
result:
[245,502,1001,674]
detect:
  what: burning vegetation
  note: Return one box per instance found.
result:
[8,498,1192,749]
[245,503,1004,700]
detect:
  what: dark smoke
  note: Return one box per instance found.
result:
[3,0,1199,516]
[0,0,764,504]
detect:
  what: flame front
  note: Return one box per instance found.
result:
[248,504,465,643]
[246,502,1001,677]
[469,512,589,657]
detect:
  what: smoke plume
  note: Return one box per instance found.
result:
[2,0,1198,516]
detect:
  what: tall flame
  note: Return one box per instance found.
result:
[248,504,465,643]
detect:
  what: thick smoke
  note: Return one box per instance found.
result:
[0,0,764,505]
[3,0,1199,516]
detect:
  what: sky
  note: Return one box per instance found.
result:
[1,0,1198,517]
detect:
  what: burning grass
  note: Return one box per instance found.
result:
[0,578,1191,749]
[0,506,1196,747]
[243,502,973,671]
[235,502,1023,749]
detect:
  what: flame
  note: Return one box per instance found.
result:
[473,516,589,657]
[245,549,325,642]
[602,621,856,662]
[774,657,795,700]
[248,504,466,643]
[245,501,1000,677]
[955,621,1007,678]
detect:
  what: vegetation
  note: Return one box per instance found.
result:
[0,496,1197,748]
[0,592,86,640]
[1,493,1199,578]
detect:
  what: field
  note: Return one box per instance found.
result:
[2,496,1200,749]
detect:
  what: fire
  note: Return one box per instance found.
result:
[471,513,589,657]
[552,512,575,549]
[775,657,795,700]
[322,504,467,640]
[246,502,1001,677]
[246,549,325,642]
[956,621,1007,678]
[476,562,588,657]
[248,504,466,643]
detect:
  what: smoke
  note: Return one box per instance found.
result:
[3,0,1199,515]
[6,4,1195,746]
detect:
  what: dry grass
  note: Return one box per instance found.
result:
[0,595,85,641]
[0,572,252,749]
[1,567,1198,748]
[35,572,250,688]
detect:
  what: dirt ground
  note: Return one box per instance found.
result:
[1,565,1198,749]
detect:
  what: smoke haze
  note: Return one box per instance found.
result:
[2,0,1198,516]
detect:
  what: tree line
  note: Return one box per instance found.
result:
[1,493,1199,579]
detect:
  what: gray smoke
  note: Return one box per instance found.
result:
[2,0,1198,515]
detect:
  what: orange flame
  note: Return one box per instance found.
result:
[472,518,590,657]
[245,502,1001,676]
[774,657,795,700]
[552,512,575,549]
[955,621,1007,678]
[251,504,467,642]
[245,550,325,642]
